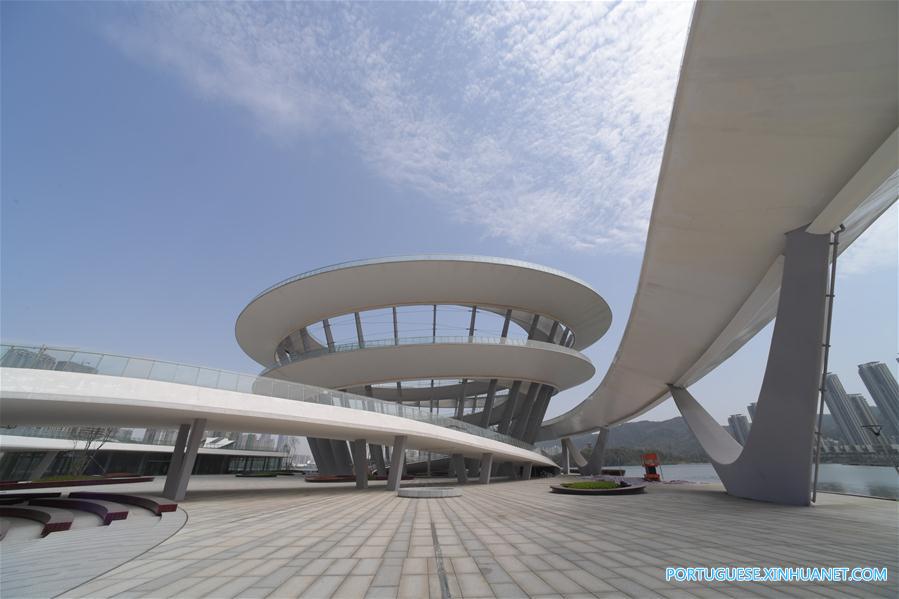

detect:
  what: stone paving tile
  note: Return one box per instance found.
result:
[3,476,893,599]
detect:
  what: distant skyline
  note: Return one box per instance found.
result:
[2,2,896,427]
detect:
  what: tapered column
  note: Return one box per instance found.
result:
[524,386,554,443]
[581,427,610,475]
[162,423,192,499]
[480,379,498,428]
[354,312,365,347]
[352,439,368,489]
[561,443,570,475]
[369,444,387,476]
[309,438,336,475]
[451,454,467,484]
[479,453,494,484]
[166,418,206,501]
[330,440,354,476]
[673,227,831,505]
[386,435,407,491]
[512,383,541,439]
[323,318,335,351]
[498,381,522,434]
[522,463,533,480]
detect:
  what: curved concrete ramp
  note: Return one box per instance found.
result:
[541,0,898,439]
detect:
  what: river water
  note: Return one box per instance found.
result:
[612,463,898,500]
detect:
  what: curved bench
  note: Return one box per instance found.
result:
[69,492,176,516]
[30,498,128,525]
[0,506,73,536]
[0,492,62,505]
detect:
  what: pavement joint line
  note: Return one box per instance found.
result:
[430,512,453,599]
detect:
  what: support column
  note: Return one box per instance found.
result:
[386,436,407,492]
[166,418,206,501]
[354,312,365,348]
[392,307,400,345]
[468,305,477,337]
[522,463,533,480]
[432,305,437,337]
[369,444,387,477]
[672,227,831,506]
[562,443,570,475]
[498,381,522,435]
[323,318,335,351]
[299,327,312,353]
[29,451,58,480]
[480,379,498,428]
[582,427,610,475]
[512,383,541,439]
[479,453,494,484]
[331,440,354,476]
[500,309,512,338]
[352,439,368,489]
[307,437,337,474]
[527,314,540,339]
[524,386,554,443]
[454,380,468,419]
[162,423,192,498]
[547,320,560,344]
[451,454,467,484]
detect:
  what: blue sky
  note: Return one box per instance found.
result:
[2,1,896,427]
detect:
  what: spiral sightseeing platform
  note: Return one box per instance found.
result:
[236,255,612,476]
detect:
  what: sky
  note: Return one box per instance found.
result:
[2,1,897,431]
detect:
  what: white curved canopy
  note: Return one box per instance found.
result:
[0,369,554,466]
[541,0,898,439]
[264,338,594,391]
[236,255,612,366]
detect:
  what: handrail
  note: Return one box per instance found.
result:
[0,344,536,451]
[272,335,591,369]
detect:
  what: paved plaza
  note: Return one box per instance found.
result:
[2,475,897,598]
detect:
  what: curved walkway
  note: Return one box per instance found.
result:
[541,1,898,438]
[264,336,594,392]
[0,345,551,465]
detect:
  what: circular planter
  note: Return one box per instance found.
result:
[550,483,646,495]
[397,487,462,498]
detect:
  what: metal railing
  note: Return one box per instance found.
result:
[1,425,286,453]
[272,335,590,369]
[0,344,536,451]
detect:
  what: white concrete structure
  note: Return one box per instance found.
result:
[542,1,897,506]
[0,345,555,498]
[0,368,552,466]
[542,1,898,439]
[236,256,611,460]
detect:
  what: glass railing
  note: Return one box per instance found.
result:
[0,344,536,451]
[271,335,591,369]
[1,425,286,454]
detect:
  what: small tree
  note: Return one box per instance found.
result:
[68,426,118,475]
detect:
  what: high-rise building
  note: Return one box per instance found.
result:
[845,394,877,446]
[858,361,899,440]
[823,373,868,446]
[727,414,751,445]
[747,402,758,422]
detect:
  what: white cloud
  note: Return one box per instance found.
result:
[103,2,694,253]
[840,202,898,277]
